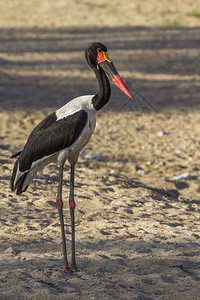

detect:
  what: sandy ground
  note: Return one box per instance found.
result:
[0,1,200,299]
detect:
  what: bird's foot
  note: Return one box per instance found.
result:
[61,264,71,273]
[61,264,78,273]
[69,264,78,272]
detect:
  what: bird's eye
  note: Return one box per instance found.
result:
[97,48,102,53]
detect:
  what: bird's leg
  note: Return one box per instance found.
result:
[56,164,69,271]
[69,164,76,270]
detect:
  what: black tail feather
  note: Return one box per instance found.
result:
[10,158,29,194]
[10,158,19,192]
[15,173,29,195]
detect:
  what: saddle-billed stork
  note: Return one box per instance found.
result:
[10,42,133,271]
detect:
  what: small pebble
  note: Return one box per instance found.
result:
[137,169,145,175]
[157,131,170,136]
[175,149,181,154]
[173,172,197,181]
[84,153,100,159]
[173,172,189,180]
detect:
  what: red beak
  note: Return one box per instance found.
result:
[97,52,133,100]
[112,74,133,99]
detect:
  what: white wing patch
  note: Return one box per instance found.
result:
[56,95,95,121]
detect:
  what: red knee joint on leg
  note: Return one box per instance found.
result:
[56,197,63,209]
[69,197,75,209]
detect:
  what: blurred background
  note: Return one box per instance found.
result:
[0,0,199,110]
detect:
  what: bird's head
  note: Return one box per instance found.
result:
[85,42,133,99]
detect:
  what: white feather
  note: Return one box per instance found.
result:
[56,95,95,120]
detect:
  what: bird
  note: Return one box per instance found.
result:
[10,42,133,272]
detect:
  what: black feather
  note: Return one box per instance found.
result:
[10,150,22,158]
[18,110,88,172]
[10,158,19,191]
[15,173,29,195]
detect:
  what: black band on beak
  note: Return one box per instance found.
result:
[99,61,133,99]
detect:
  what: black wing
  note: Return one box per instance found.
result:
[18,110,88,172]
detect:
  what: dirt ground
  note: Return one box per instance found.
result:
[0,1,200,299]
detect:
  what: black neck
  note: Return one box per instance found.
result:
[92,68,111,111]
